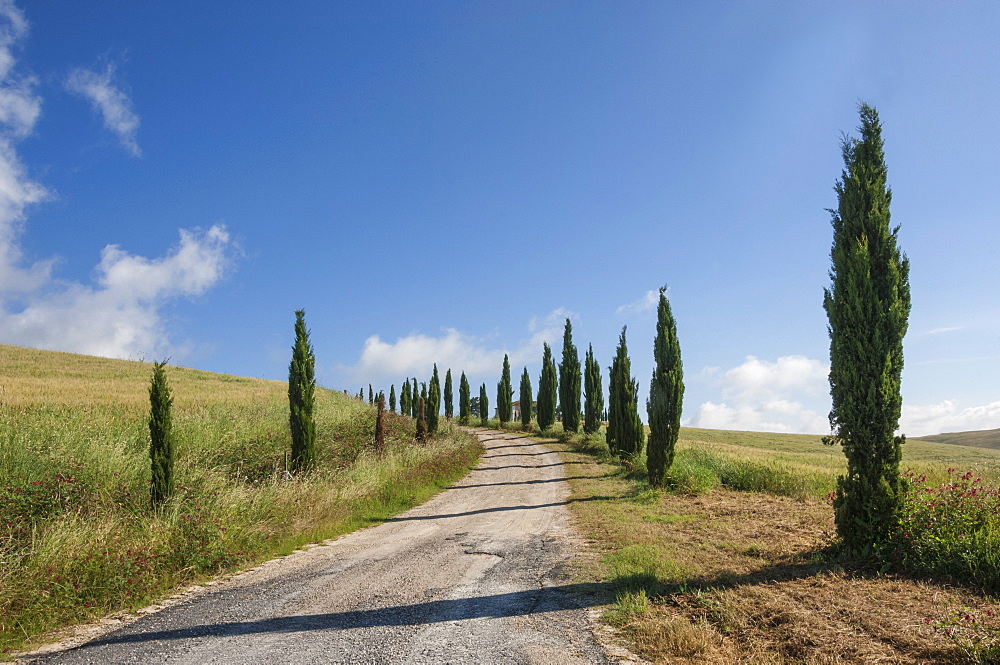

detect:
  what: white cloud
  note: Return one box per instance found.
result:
[616,289,659,315]
[66,64,141,157]
[688,355,831,434]
[900,400,1000,438]
[925,326,963,335]
[344,308,572,383]
[0,225,231,359]
[722,354,828,402]
[690,399,829,435]
[0,6,232,360]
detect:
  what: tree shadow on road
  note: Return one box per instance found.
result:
[75,582,611,650]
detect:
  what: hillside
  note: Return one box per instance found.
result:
[913,427,1000,450]
[0,343,482,656]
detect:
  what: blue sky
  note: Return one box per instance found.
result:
[1,1,997,436]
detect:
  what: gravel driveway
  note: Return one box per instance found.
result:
[24,430,613,664]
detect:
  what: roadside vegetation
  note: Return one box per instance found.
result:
[483,420,1000,663]
[0,344,482,657]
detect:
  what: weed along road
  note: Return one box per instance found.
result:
[27,430,612,664]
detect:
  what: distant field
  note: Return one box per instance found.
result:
[680,426,1000,494]
[913,427,1000,451]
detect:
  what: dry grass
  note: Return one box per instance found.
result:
[549,436,1000,664]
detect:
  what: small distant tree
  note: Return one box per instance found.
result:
[288,310,317,474]
[444,369,454,420]
[469,394,480,419]
[459,371,471,424]
[608,326,644,459]
[357,388,364,400]
[415,396,428,442]
[428,365,441,434]
[400,378,411,417]
[519,367,533,429]
[149,360,174,508]
[584,344,604,434]
[647,288,684,487]
[389,384,397,413]
[368,384,374,404]
[537,343,557,431]
[559,318,581,433]
[479,384,489,426]
[411,378,419,418]
[374,392,386,452]
[497,354,513,425]
[824,103,910,555]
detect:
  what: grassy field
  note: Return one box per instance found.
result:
[915,428,1000,451]
[0,345,482,657]
[498,421,1000,664]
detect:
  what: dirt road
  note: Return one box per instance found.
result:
[26,430,613,664]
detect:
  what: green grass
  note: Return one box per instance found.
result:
[0,345,482,656]
[914,428,1000,451]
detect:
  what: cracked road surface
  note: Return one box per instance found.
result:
[27,430,611,664]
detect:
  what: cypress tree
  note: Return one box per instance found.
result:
[558,318,582,433]
[584,344,604,435]
[479,383,489,426]
[824,103,910,555]
[519,367,533,429]
[444,369,454,420]
[288,309,317,474]
[368,384,373,404]
[459,371,471,424]
[607,326,644,459]
[374,392,386,452]
[411,378,419,418]
[415,396,428,442]
[537,342,557,431]
[428,365,441,434]
[149,360,174,508]
[389,384,397,413]
[497,354,513,425]
[646,288,684,487]
[400,378,411,417]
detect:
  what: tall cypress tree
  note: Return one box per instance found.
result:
[459,371,471,424]
[288,309,317,474]
[411,378,419,418]
[558,318,582,433]
[584,344,604,435]
[537,342,557,431]
[608,326,644,459]
[647,288,684,487]
[497,354,513,425]
[368,384,374,404]
[149,360,174,508]
[479,383,489,426]
[420,381,428,422]
[415,396,428,442]
[444,369,454,419]
[824,103,910,555]
[374,392,386,452]
[428,365,441,434]
[400,378,411,418]
[389,384,397,413]
[519,367,533,429]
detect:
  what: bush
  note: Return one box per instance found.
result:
[890,469,1000,590]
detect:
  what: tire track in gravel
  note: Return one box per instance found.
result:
[24,430,616,664]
